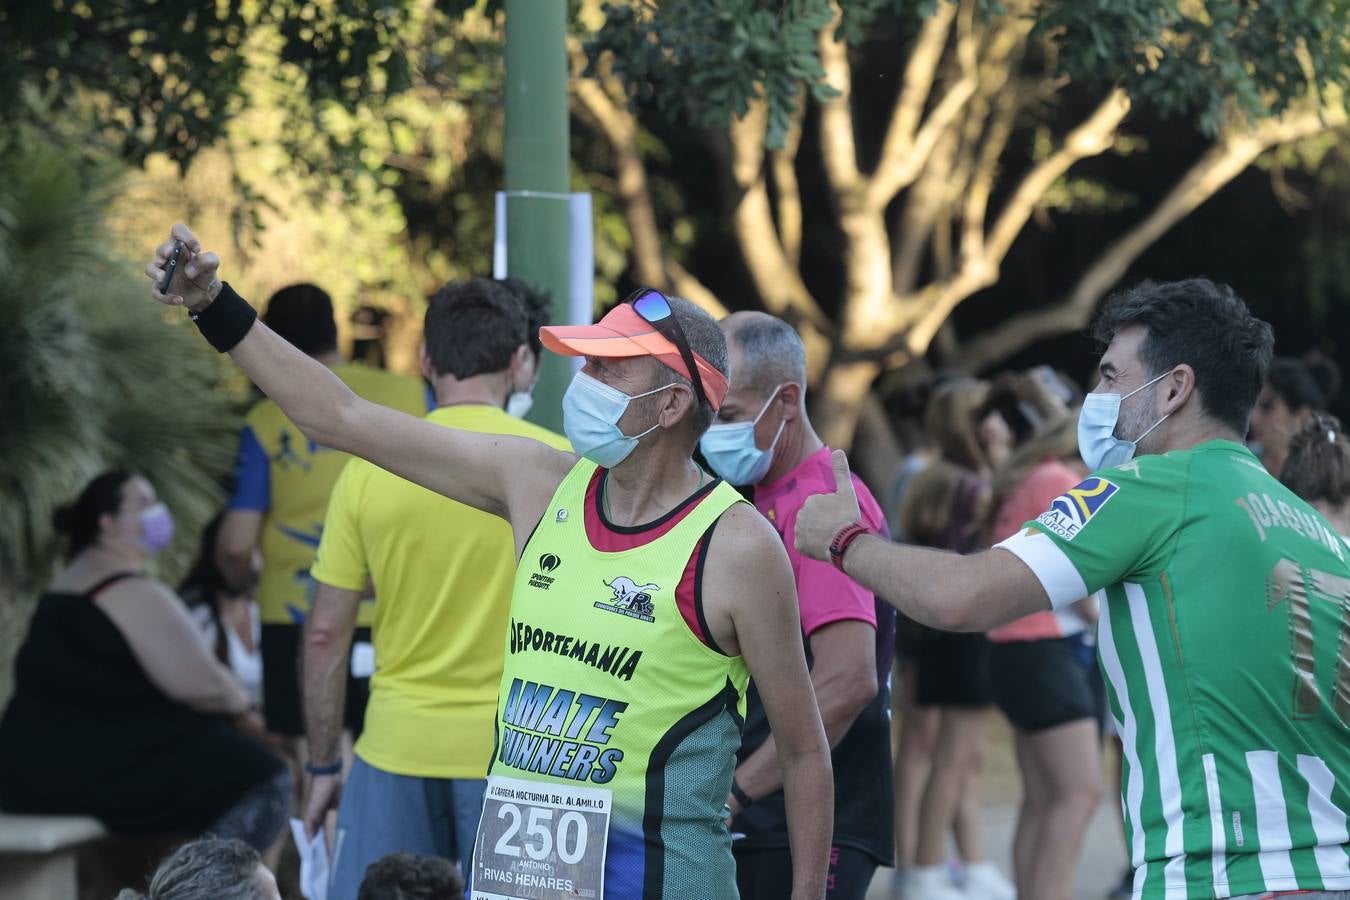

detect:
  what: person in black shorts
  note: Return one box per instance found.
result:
[259,620,371,736]
[983,411,1106,900]
[893,377,1015,900]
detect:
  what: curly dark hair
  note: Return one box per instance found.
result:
[357,852,465,900]
[1280,413,1350,510]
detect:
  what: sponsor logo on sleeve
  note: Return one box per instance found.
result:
[1036,477,1119,541]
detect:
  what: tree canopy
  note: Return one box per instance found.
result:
[4,0,1347,456]
[589,0,1350,147]
[578,0,1350,447]
[0,0,435,169]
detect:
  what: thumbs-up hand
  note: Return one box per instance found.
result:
[795,449,863,562]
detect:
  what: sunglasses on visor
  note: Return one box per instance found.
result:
[626,288,709,410]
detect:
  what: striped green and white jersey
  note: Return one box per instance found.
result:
[997,439,1350,900]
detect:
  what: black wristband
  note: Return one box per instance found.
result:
[304,760,342,777]
[191,282,256,353]
[731,779,754,810]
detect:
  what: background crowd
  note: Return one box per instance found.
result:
[3,3,1350,899]
[1,270,1346,899]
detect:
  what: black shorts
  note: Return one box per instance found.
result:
[988,635,1105,732]
[913,631,992,707]
[260,623,371,738]
[735,845,877,900]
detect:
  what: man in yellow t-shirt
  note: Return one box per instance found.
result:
[301,279,568,900]
[215,283,426,741]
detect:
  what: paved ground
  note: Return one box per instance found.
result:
[866,711,1131,900]
[865,797,1129,899]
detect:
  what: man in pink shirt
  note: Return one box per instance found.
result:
[699,312,896,900]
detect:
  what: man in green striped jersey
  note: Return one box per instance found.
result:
[795,278,1350,900]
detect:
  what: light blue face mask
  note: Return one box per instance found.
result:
[699,385,785,486]
[1077,370,1170,470]
[562,371,675,468]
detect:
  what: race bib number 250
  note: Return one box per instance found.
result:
[471,775,611,900]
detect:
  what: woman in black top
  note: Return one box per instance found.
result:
[0,471,290,850]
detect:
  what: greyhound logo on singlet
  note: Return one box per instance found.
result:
[473,459,750,900]
[594,577,659,622]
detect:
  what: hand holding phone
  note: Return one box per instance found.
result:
[158,240,185,294]
[147,224,224,313]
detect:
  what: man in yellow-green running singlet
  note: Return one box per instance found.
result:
[147,223,834,900]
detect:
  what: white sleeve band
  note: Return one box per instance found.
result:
[995,530,1089,611]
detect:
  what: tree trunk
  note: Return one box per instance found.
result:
[812,359,883,450]
[851,391,905,507]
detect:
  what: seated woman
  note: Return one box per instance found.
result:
[179,513,264,708]
[0,471,290,851]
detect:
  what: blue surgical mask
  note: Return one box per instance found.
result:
[699,386,786,486]
[562,371,675,468]
[1077,370,1170,470]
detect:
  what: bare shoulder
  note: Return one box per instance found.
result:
[501,438,579,542]
[510,436,577,496]
[97,574,171,601]
[96,576,178,608]
[696,501,797,655]
[704,501,793,580]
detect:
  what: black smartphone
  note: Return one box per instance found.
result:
[158,240,185,294]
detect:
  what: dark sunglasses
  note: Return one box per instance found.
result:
[626,288,709,409]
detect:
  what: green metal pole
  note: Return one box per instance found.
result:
[504,0,571,433]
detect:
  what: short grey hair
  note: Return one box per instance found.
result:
[119,838,266,900]
[724,312,808,393]
[647,296,730,439]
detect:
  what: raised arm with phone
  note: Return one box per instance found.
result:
[146,225,571,545]
[147,224,835,900]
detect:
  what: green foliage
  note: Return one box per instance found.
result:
[1034,0,1350,134]
[587,0,1350,146]
[586,0,838,148]
[89,7,639,371]
[0,136,240,594]
[91,5,507,327]
[0,0,426,170]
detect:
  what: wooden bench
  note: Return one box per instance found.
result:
[0,814,109,900]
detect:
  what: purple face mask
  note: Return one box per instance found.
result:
[139,503,175,555]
